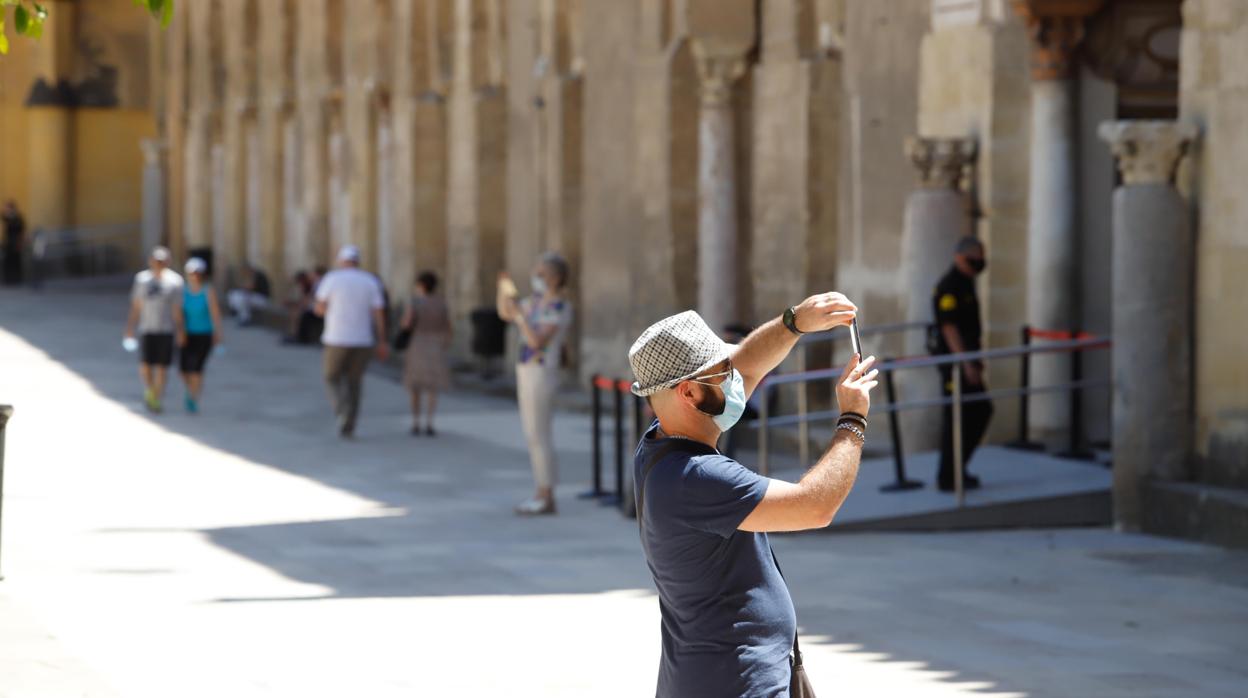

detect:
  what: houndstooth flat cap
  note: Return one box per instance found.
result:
[629,310,732,397]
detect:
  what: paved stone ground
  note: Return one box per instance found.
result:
[2,286,1247,698]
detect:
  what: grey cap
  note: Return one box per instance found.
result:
[150,246,171,262]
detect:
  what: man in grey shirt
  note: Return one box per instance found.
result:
[124,246,184,413]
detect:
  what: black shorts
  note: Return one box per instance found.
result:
[140,333,174,366]
[180,333,213,373]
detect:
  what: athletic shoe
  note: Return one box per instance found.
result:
[185,395,198,414]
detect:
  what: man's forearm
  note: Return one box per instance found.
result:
[797,432,863,524]
[733,317,798,391]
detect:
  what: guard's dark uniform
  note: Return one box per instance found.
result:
[931,266,993,488]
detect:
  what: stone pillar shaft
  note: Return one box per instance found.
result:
[140,139,166,255]
[1100,120,1197,531]
[1013,0,1102,440]
[693,46,746,332]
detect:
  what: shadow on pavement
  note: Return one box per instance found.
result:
[1,286,1070,697]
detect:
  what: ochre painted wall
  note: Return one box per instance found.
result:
[73,108,156,226]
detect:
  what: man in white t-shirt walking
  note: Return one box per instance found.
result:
[315,245,389,438]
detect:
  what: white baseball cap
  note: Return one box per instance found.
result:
[184,257,207,274]
[150,246,171,263]
[337,244,361,263]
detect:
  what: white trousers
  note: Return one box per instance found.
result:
[516,362,561,490]
[227,290,268,323]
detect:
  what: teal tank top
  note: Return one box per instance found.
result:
[183,287,214,334]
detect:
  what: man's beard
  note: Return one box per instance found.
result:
[694,385,726,417]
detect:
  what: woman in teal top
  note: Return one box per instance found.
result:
[179,257,223,413]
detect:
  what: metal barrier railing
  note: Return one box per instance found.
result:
[29,223,140,285]
[788,321,929,469]
[746,334,1111,506]
[0,404,12,580]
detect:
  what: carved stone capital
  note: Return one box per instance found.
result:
[1098,120,1198,186]
[691,41,747,108]
[1012,0,1105,80]
[906,136,978,189]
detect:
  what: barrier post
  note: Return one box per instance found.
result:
[879,366,923,492]
[600,382,624,506]
[580,376,605,499]
[758,383,770,477]
[1057,339,1094,460]
[0,405,12,580]
[952,363,965,508]
[1007,325,1044,451]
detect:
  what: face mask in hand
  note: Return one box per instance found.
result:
[693,369,747,433]
[531,275,548,295]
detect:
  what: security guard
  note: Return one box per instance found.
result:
[930,236,992,491]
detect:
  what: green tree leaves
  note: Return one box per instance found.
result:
[134,0,173,29]
[0,0,171,55]
[0,1,47,54]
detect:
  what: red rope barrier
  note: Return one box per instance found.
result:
[1027,327,1099,341]
[593,376,616,391]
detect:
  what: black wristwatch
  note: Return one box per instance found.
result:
[782,306,804,336]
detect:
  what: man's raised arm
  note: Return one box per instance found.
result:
[732,292,857,398]
[739,354,878,532]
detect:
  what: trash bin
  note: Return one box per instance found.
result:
[470,308,507,379]
[0,404,13,580]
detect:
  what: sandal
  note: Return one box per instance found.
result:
[514,498,556,516]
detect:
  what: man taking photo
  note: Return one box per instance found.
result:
[629,294,878,697]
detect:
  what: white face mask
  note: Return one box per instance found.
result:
[692,369,747,433]
[531,275,548,295]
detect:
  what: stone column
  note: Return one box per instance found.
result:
[343,3,380,273]
[257,0,293,289]
[1014,0,1103,442]
[220,0,257,283]
[1099,120,1197,531]
[692,43,747,333]
[899,136,977,451]
[140,139,167,254]
[446,0,507,357]
[297,0,332,272]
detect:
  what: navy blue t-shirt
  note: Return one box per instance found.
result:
[634,421,796,698]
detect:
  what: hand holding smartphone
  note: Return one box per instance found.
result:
[498,274,519,298]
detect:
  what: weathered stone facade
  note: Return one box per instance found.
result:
[148,0,1246,543]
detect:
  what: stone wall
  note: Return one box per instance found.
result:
[1179,0,1248,490]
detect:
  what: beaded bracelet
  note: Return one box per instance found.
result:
[837,415,868,432]
[836,422,866,444]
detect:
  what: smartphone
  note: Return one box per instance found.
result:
[849,318,862,358]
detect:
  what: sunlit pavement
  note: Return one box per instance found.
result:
[2,287,1247,698]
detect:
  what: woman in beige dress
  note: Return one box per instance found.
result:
[400,271,452,436]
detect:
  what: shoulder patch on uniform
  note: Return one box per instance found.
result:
[939,293,957,311]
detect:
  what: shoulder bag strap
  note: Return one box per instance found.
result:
[769,546,804,666]
[636,438,716,527]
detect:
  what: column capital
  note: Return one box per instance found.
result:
[1098,120,1198,186]
[905,136,977,189]
[1012,0,1104,80]
[691,41,747,108]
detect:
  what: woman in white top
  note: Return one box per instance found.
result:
[497,252,574,515]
